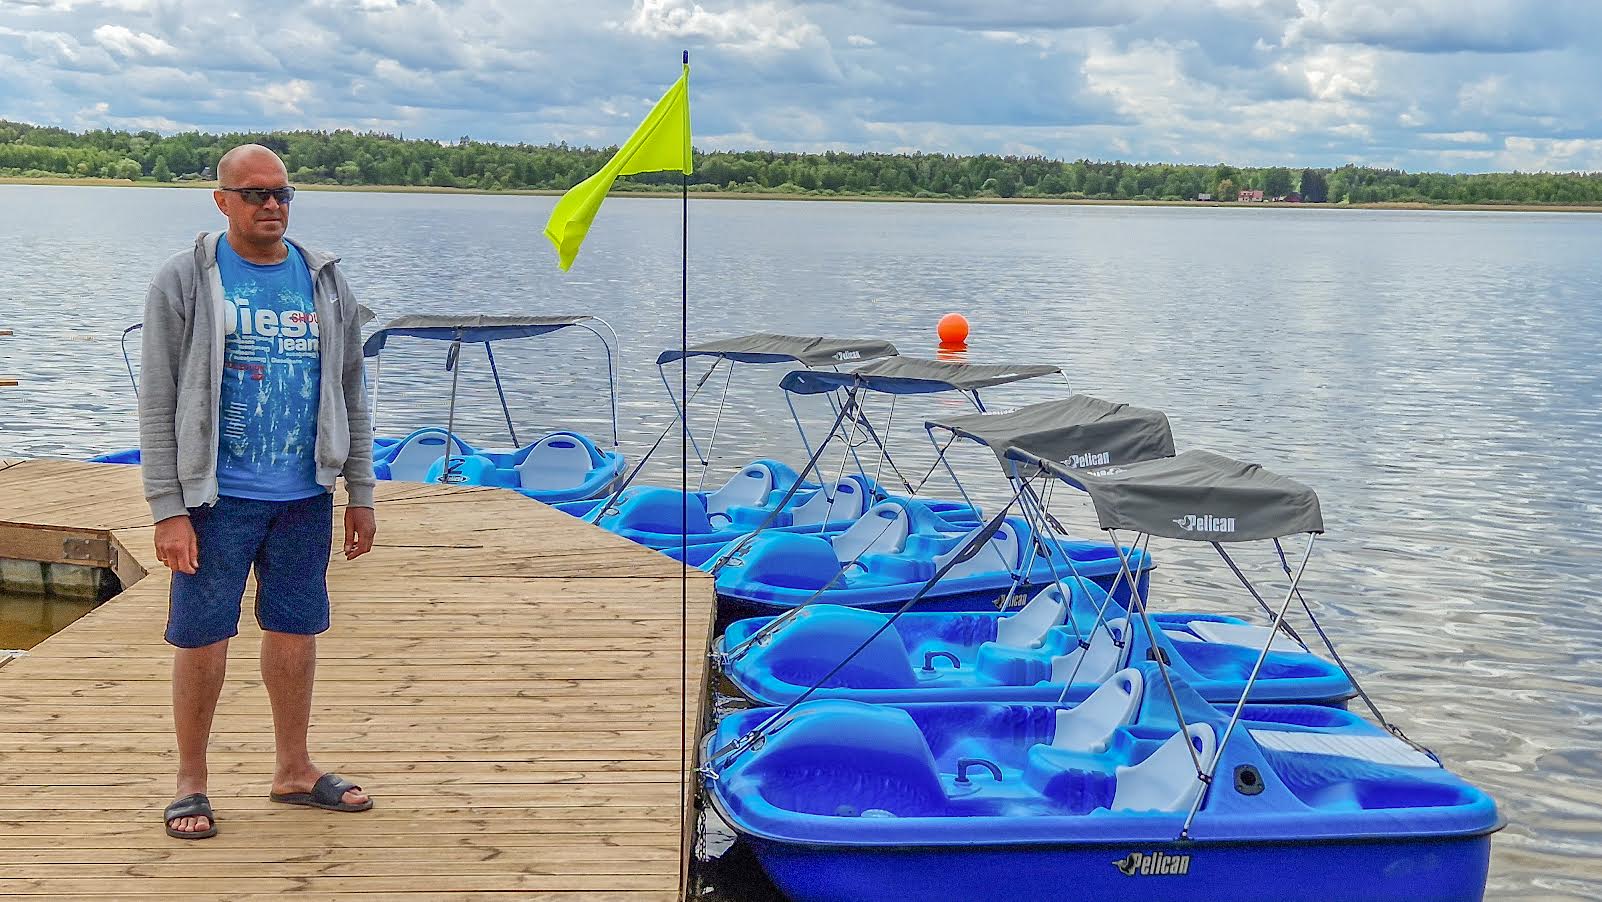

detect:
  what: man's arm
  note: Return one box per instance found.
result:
[138,275,189,524]
[138,272,200,574]
[335,268,377,561]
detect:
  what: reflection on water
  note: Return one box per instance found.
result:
[0,591,96,651]
[1,186,1599,899]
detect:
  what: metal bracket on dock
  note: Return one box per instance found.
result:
[62,536,112,563]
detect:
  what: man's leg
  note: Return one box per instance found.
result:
[170,639,229,835]
[165,497,258,837]
[258,494,367,807]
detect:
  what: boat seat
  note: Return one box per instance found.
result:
[706,463,777,526]
[790,479,868,527]
[994,582,1069,649]
[1051,668,1144,754]
[930,520,1021,581]
[1049,618,1126,685]
[386,430,470,483]
[516,433,596,492]
[832,501,911,566]
[1187,620,1304,652]
[1112,723,1217,813]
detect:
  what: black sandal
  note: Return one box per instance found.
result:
[269,773,374,812]
[163,792,218,840]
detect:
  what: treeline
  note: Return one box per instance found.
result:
[5,118,1602,206]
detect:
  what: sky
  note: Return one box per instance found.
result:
[2,0,1601,173]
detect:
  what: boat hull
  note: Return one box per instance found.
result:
[734,829,1494,902]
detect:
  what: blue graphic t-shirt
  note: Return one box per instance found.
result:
[215,238,324,501]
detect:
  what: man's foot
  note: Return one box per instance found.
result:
[270,770,372,811]
[164,792,217,839]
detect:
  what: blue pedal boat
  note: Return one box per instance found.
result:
[360,314,626,502]
[708,496,1147,614]
[715,576,1354,706]
[555,458,979,557]
[702,664,1500,902]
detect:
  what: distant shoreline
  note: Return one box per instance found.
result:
[5,175,1601,214]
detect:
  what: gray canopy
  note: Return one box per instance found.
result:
[1024,449,1324,542]
[927,396,1176,468]
[781,356,1061,396]
[655,333,899,367]
[363,314,601,357]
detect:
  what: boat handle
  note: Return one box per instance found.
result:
[920,651,961,673]
[954,757,1002,785]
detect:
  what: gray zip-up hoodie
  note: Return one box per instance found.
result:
[138,231,376,523]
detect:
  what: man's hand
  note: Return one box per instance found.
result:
[154,515,199,574]
[344,506,376,560]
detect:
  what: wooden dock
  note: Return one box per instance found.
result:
[0,459,715,899]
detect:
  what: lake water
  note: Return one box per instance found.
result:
[1,185,1599,900]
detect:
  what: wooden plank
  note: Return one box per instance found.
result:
[0,460,714,899]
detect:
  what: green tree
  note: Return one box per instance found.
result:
[1299,169,1328,203]
[1263,167,1293,198]
[1216,178,1238,202]
[151,156,172,182]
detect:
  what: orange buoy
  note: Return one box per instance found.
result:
[937,312,969,347]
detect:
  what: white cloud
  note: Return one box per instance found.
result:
[617,0,823,52]
[1,0,1601,172]
[90,23,172,58]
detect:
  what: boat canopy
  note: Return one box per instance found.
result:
[926,396,1175,467]
[656,333,899,367]
[780,356,1061,396]
[1021,449,1324,541]
[362,314,604,358]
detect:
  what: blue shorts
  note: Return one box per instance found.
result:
[166,493,333,648]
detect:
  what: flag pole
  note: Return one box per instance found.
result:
[678,47,691,898]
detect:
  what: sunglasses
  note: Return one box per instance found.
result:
[219,186,296,205]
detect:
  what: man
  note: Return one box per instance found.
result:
[140,144,378,840]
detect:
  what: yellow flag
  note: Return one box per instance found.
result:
[544,64,692,271]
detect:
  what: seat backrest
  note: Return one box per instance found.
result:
[994,582,1070,649]
[1112,722,1217,813]
[706,463,776,526]
[1049,618,1126,684]
[1051,667,1144,753]
[832,501,910,565]
[387,430,471,483]
[517,433,597,491]
[930,520,1021,582]
[789,478,868,527]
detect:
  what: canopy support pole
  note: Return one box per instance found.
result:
[696,363,737,492]
[483,342,519,447]
[659,361,709,465]
[1109,528,1207,782]
[1212,542,1307,648]
[1270,538,1436,761]
[439,338,465,484]
[369,351,382,434]
[587,359,722,524]
[1180,534,1317,840]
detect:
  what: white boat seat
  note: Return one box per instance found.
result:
[1050,667,1144,754]
[706,464,776,526]
[1112,722,1217,813]
[1248,730,1438,768]
[790,479,868,527]
[517,434,595,491]
[995,582,1069,649]
[1049,618,1126,684]
[387,431,470,483]
[930,520,1020,581]
[1187,621,1304,652]
[832,501,911,566]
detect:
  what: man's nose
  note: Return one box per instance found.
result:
[262,196,282,211]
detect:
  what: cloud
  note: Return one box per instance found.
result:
[1,0,1602,172]
[90,23,172,58]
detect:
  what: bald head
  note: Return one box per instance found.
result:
[213,143,292,258]
[216,144,287,188]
